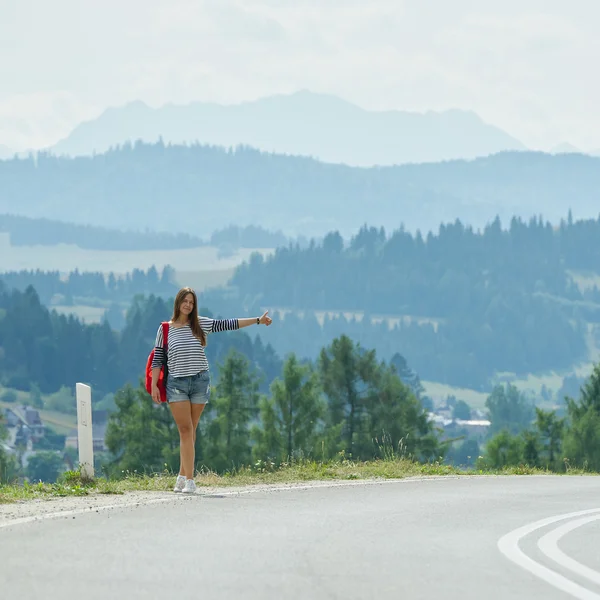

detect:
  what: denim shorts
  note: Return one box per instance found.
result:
[166,371,211,405]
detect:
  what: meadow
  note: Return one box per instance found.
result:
[0,233,273,282]
[0,391,76,436]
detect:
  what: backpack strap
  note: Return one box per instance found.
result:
[161,321,169,349]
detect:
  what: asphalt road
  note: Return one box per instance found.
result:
[2,475,600,600]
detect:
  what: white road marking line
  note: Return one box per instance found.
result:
[498,508,600,600]
[538,514,600,586]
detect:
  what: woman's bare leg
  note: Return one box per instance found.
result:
[170,401,194,479]
[191,403,206,445]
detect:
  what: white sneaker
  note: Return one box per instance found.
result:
[182,479,197,494]
[173,475,186,493]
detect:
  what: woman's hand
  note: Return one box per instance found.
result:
[151,384,162,404]
[259,310,273,326]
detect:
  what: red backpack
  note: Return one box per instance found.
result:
[145,321,169,403]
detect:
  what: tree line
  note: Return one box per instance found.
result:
[453,363,600,474]
[234,214,600,315]
[6,341,599,484]
[112,353,600,477]
[3,307,600,483]
[104,335,440,477]
[0,266,178,306]
[0,284,282,399]
[0,335,436,483]
[0,213,290,251]
[5,210,600,390]
[3,142,600,240]
[228,216,600,387]
[0,213,206,250]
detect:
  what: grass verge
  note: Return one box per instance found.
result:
[1,457,593,504]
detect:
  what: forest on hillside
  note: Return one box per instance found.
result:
[5,215,600,480]
[228,214,600,387]
[3,213,600,390]
[233,213,600,309]
[1,142,600,238]
[0,266,178,306]
[0,284,282,400]
[0,214,288,251]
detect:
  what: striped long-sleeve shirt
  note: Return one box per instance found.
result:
[151,317,239,377]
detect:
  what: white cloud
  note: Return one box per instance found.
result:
[0,0,599,150]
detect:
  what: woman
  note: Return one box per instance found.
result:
[151,287,272,494]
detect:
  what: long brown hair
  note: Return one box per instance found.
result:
[171,287,207,346]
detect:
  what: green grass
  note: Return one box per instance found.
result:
[0,387,30,403]
[421,381,489,410]
[33,408,76,435]
[424,322,600,410]
[493,371,565,398]
[0,459,594,504]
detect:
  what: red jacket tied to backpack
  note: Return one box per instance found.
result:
[145,321,169,403]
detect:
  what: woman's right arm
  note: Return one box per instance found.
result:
[150,326,165,403]
[151,366,162,386]
[151,367,162,403]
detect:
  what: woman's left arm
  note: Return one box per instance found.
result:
[203,311,272,333]
[238,311,272,329]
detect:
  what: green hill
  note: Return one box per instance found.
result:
[221,216,600,390]
[1,143,600,239]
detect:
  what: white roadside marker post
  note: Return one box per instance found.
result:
[75,383,94,479]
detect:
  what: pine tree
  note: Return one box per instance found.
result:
[204,349,260,472]
[479,430,525,469]
[26,451,64,483]
[390,352,425,398]
[365,364,441,461]
[252,354,324,464]
[485,384,534,437]
[563,363,600,470]
[105,385,180,476]
[535,408,564,469]
[0,413,18,483]
[318,335,379,458]
[251,396,280,467]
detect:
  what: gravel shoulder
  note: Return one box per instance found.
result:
[0,475,461,527]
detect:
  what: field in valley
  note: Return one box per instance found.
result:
[3,232,273,324]
[0,233,272,284]
[0,393,76,436]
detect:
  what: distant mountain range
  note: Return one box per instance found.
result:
[1,142,600,239]
[49,90,528,166]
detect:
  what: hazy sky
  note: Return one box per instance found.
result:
[1,0,598,152]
